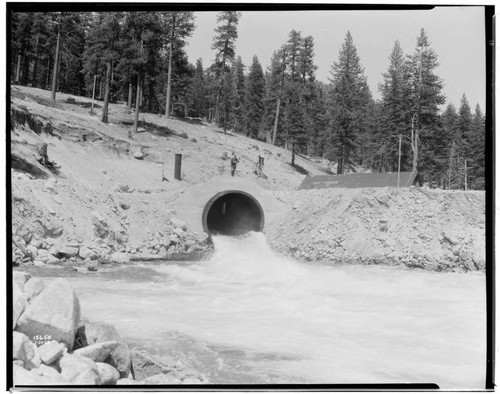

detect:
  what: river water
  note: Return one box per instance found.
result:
[31,232,486,388]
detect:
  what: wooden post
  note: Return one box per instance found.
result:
[174,154,182,180]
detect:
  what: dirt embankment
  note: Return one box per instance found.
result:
[267,187,485,272]
[10,85,486,273]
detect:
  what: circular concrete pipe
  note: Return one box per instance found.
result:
[202,190,265,236]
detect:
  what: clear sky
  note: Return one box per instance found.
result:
[185,6,486,112]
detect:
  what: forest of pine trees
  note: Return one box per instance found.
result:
[10,11,486,189]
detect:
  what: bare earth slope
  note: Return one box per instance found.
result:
[10,85,485,272]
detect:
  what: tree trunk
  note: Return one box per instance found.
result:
[51,28,60,101]
[165,13,176,118]
[32,37,39,87]
[411,114,418,173]
[272,97,281,145]
[291,142,296,166]
[101,61,111,123]
[128,77,133,109]
[45,56,51,89]
[90,74,97,114]
[15,53,21,83]
[131,71,141,139]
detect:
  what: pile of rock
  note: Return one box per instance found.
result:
[13,272,134,386]
[269,187,486,273]
[131,218,211,258]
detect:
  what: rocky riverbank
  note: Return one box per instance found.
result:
[12,272,207,386]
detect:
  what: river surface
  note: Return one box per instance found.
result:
[30,232,486,388]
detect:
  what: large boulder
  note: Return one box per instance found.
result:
[13,282,27,329]
[16,279,81,350]
[32,364,68,382]
[76,321,133,378]
[23,278,45,303]
[96,362,120,385]
[73,341,119,362]
[13,364,67,386]
[58,353,101,385]
[13,331,41,370]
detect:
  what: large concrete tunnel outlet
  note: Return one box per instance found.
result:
[202,190,265,236]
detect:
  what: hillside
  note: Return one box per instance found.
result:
[10,85,485,273]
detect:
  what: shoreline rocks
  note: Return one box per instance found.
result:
[12,274,203,387]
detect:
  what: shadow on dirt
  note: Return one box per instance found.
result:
[11,154,50,179]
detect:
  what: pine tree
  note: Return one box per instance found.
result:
[187,58,207,117]
[211,11,240,132]
[233,56,246,134]
[405,28,445,180]
[245,55,266,139]
[83,12,121,122]
[469,104,485,189]
[263,48,287,145]
[378,40,410,172]
[328,31,371,174]
[441,103,459,188]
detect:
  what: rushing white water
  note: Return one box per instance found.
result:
[38,232,486,388]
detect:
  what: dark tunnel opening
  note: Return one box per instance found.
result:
[202,191,265,236]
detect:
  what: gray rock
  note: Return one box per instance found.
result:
[46,254,62,265]
[116,378,141,385]
[73,341,119,362]
[13,331,41,370]
[183,377,204,384]
[17,279,81,351]
[38,340,66,365]
[133,150,144,160]
[13,282,27,329]
[170,218,187,231]
[110,252,130,264]
[443,232,459,245]
[13,364,67,386]
[143,374,182,384]
[76,321,133,378]
[26,244,38,256]
[59,353,101,384]
[33,364,67,382]
[79,246,97,260]
[96,362,120,385]
[23,277,45,302]
[115,184,129,193]
[44,179,58,193]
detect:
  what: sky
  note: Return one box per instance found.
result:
[185,6,487,112]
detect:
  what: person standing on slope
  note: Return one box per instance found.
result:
[230,152,239,177]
